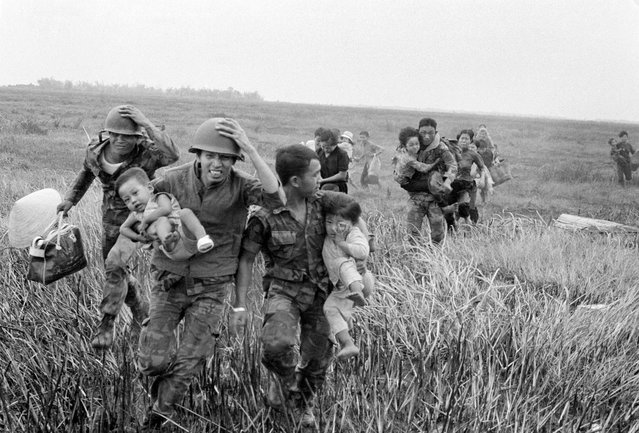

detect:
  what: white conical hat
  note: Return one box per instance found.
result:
[8,188,62,248]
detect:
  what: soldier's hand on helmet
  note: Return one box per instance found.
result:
[229,306,248,338]
[56,199,73,216]
[216,118,254,155]
[118,105,152,129]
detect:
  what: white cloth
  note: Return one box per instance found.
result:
[322,226,369,287]
[100,153,123,175]
[8,188,62,247]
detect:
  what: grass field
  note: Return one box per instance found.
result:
[1,87,639,432]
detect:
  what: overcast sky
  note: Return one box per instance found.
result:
[1,0,638,122]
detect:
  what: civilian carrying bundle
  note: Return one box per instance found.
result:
[365,154,382,184]
[27,214,88,285]
[489,158,513,186]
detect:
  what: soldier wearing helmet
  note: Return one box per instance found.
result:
[57,105,179,349]
[137,117,284,429]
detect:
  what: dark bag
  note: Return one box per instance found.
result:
[27,215,88,285]
[489,158,513,186]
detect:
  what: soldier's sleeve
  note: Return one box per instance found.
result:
[151,175,170,194]
[64,161,96,205]
[143,128,180,166]
[241,214,267,256]
[441,147,458,180]
[243,176,283,210]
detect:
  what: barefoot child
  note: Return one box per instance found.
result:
[322,193,374,360]
[115,167,213,260]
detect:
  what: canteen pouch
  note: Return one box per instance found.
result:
[489,158,513,186]
[27,215,88,285]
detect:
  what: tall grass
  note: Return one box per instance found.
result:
[2,88,639,432]
[2,195,639,431]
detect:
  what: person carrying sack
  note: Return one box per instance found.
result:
[355,131,384,189]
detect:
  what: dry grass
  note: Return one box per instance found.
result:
[1,88,639,432]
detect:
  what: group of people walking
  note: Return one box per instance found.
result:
[392,119,499,243]
[58,105,378,430]
[304,119,502,246]
[54,104,504,430]
[304,128,385,193]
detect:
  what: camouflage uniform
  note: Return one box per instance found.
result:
[241,191,336,404]
[137,161,281,417]
[401,135,457,243]
[63,129,178,317]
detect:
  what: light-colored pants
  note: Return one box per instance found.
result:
[324,269,374,336]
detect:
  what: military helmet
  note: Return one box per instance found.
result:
[189,118,243,160]
[104,106,144,136]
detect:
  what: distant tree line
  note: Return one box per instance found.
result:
[26,77,264,101]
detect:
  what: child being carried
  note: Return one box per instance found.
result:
[116,167,214,260]
[322,193,375,360]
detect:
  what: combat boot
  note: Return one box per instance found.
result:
[299,405,317,429]
[266,373,298,410]
[140,408,165,431]
[289,393,317,430]
[91,313,116,349]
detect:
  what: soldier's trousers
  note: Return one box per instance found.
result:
[406,192,445,244]
[101,223,147,317]
[616,160,632,184]
[261,280,333,398]
[137,270,232,415]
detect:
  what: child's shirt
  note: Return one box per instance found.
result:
[393,149,418,185]
[322,226,369,287]
[393,149,437,185]
[133,192,181,227]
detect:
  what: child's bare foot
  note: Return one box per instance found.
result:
[347,290,368,307]
[162,232,180,252]
[441,203,458,214]
[337,343,360,360]
[197,235,214,253]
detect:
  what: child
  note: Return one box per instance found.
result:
[115,167,213,260]
[393,127,442,188]
[322,193,375,360]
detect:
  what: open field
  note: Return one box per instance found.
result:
[1,87,639,432]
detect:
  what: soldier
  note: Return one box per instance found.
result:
[614,131,636,185]
[136,118,282,430]
[233,144,369,429]
[400,117,457,244]
[57,105,179,348]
